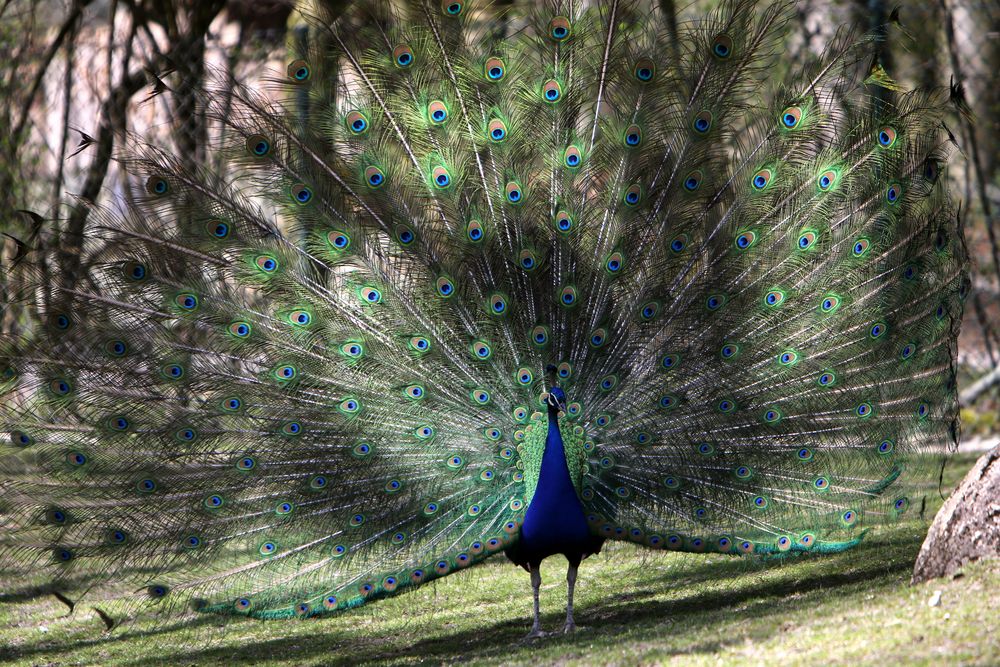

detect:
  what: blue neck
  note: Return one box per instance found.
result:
[519,405,591,558]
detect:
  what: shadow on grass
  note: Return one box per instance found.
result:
[97,535,917,667]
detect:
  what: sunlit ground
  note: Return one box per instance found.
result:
[1,452,997,666]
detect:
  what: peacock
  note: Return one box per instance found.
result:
[0,0,969,639]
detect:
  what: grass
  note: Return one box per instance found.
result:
[1,452,997,666]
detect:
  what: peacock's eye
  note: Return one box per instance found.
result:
[634,57,655,82]
[428,100,449,125]
[287,59,311,82]
[549,16,571,41]
[246,134,271,157]
[692,110,713,134]
[484,57,505,81]
[554,210,573,233]
[541,80,562,103]
[345,111,369,135]
[711,33,733,59]
[466,218,484,242]
[623,183,642,206]
[564,146,582,169]
[877,126,897,148]
[488,119,507,142]
[780,106,802,129]
[392,44,414,68]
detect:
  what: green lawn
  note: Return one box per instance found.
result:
[1,452,997,666]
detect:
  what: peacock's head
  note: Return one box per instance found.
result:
[546,386,567,413]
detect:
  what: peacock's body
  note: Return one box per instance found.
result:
[0,0,968,635]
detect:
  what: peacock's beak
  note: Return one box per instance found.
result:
[546,391,566,412]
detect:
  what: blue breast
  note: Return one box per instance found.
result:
[519,411,593,561]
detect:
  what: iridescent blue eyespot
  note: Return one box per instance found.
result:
[549,16,571,40]
[393,45,414,68]
[484,57,505,81]
[712,33,733,58]
[751,168,773,190]
[878,126,897,147]
[146,176,169,195]
[542,80,562,102]
[287,59,310,82]
[506,182,523,203]
[692,111,713,134]
[886,183,901,203]
[366,168,384,187]
[735,231,756,249]
[634,57,655,82]
[247,135,271,156]
[345,110,369,136]
[624,125,641,147]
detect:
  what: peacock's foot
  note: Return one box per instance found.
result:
[562,621,577,634]
[521,628,550,641]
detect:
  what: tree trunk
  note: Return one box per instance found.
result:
[912,446,1000,583]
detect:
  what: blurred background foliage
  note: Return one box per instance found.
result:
[0,0,997,442]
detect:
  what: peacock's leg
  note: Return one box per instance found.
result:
[563,561,578,633]
[523,564,547,639]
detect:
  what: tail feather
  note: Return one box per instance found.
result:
[0,0,966,622]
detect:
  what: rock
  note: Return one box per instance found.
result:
[928,590,942,607]
[912,445,1000,583]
